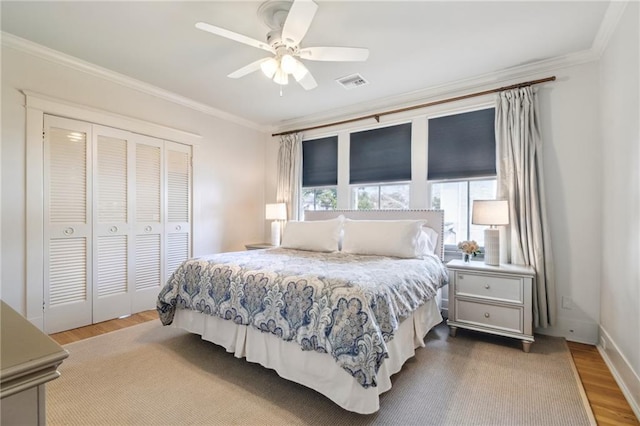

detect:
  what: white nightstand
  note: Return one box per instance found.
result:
[446,259,535,352]
[245,243,275,250]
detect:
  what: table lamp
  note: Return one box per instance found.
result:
[472,200,509,266]
[265,203,287,246]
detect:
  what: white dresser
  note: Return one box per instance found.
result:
[446,260,535,352]
[1,301,69,425]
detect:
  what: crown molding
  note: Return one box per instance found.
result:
[274,48,599,134]
[1,32,268,133]
[275,1,629,134]
[2,0,627,136]
[591,1,629,58]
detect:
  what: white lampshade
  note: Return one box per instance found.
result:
[273,68,289,85]
[260,58,278,79]
[472,200,509,226]
[280,54,297,74]
[265,203,287,221]
[472,200,509,266]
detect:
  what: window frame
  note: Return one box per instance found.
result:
[429,176,497,260]
[350,181,411,210]
[295,100,497,231]
[300,186,338,214]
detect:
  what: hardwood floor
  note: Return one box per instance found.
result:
[49,310,158,346]
[567,341,639,425]
[51,312,638,425]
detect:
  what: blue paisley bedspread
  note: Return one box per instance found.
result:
[157,248,448,388]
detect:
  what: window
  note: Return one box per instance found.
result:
[350,123,412,209]
[351,183,410,210]
[428,108,496,248]
[431,179,497,246]
[427,108,496,181]
[302,187,337,211]
[302,136,338,213]
[302,136,338,187]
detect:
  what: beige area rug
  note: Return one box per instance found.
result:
[47,320,595,425]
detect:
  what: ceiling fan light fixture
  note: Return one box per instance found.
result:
[196,0,370,92]
[260,57,279,78]
[280,54,297,74]
[273,68,289,85]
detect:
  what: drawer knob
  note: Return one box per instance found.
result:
[484,284,491,290]
[484,312,490,318]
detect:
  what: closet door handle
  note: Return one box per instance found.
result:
[175,225,182,231]
[144,225,152,233]
[63,227,75,236]
[109,226,118,233]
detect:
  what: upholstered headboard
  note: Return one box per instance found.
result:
[304,209,445,261]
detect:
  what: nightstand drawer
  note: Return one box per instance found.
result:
[455,300,523,334]
[455,272,522,303]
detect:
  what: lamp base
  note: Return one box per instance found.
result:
[270,221,281,246]
[484,228,500,266]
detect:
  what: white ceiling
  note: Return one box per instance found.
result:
[1,1,610,130]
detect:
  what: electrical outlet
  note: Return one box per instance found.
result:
[561,296,574,310]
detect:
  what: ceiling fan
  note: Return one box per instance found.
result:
[195,0,369,90]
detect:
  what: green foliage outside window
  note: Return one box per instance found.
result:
[302,188,337,211]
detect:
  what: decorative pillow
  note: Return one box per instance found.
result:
[281,216,344,252]
[417,226,439,257]
[341,219,426,258]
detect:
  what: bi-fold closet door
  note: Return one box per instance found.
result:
[43,115,191,334]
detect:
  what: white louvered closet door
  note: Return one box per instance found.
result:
[92,126,133,323]
[132,135,164,312]
[165,141,191,282]
[44,116,93,334]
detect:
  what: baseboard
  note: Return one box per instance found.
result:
[598,326,640,420]
[535,316,599,344]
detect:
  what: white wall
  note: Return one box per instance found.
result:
[265,62,603,344]
[1,45,267,315]
[536,63,602,343]
[599,1,640,414]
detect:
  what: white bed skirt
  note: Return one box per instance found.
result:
[172,297,443,414]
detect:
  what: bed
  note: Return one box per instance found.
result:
[157,210,448,414]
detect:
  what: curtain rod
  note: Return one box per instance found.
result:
[272,76,556,137]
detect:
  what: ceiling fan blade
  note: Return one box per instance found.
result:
[227,58,271,79]
[196,22,274,53]
[299,46,369,62]
[281,0,318,46]
[292,61,317,90]
[297,72,317,91]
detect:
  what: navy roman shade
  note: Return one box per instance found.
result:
[349,123,412,184]
[302,136,338,187]
[427,108,496,180]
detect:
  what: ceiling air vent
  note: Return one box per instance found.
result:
[336,73,369,90]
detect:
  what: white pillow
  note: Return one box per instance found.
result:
[281,216,344,252]
[417,226,439,257]
[341,219,425,258]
